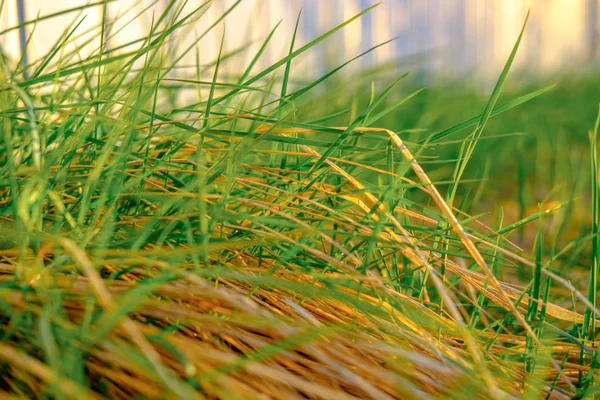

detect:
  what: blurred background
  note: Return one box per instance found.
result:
[1,0,598,82]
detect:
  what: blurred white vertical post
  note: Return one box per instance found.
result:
[16,0,28,74]
[371,1,393,65]
[588,0,599,60]
[343,0,361,67]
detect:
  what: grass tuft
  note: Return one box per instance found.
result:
[0,2,598,399]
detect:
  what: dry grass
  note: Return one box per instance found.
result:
[0,120,595,399]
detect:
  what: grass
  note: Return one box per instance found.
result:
[0,1,599,399]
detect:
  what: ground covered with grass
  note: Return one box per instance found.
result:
[0,2,599,399]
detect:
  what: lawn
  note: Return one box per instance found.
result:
[0,2,598,399]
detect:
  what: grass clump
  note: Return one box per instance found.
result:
[0,2,599,399]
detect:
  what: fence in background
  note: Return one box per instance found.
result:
[0,0,598,81]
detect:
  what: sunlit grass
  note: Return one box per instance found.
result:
[0,2,598,399]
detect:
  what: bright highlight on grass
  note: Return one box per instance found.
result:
[0,2,598,399]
